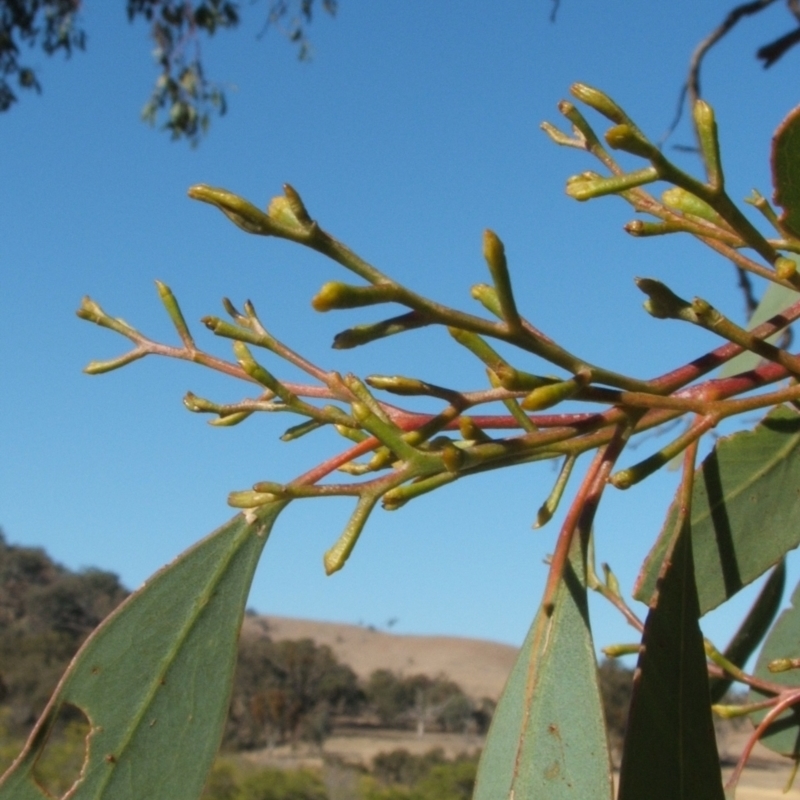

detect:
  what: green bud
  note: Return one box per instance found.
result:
[183,392,218,413]
[483,230,506,277]
[565,167,659,201]
[155,280,193,345]
[711,703,754,720]
[768,657,799,673]
[76,296,138,337]
[601,563,621,597]
[470,283,503,318]
[482,229,520,328]
[228,490,277,508]
[280,419,324,441]
[441,441,466,473]
[232,341,281,393]
[521,372,589,411]
[776,257,798,280]
[693,99,716,133]
[188,185,276,236]
[635,278,691,320]
[312,281,399,312]
[690,297,715,322]
[624,220,686,237]
[365,375,429,395]
[692,100,723,190]
[458,417,493,444]
[324,494,378,575]
[350,401,371,426]
[570,83,627,124]
[493,364,553,391]
[252,481,287,495]
[267,195,309,235]
[661,187,723,224]
[566,170,602,188]
[282,184,313,226]
[603,124,654,158]
[76,296,106,325]
[208,411,252,427]
[602,644,642,658]
[202,316,241,338]
[334,424,369,443]
[382,473,458,511]
[83,351,146,375]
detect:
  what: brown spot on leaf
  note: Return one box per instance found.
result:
[544,760,561,780]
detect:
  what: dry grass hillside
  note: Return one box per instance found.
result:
[241,615,518,702]
[240,615,800,799]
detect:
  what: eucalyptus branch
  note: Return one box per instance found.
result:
[725,688,800,795]
[78,106,800,583]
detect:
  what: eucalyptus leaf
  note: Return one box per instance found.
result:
[748,577,800,757]
[709,558,786,704]
[473,532,612,800]
[772,104,800,238]
[0,503,285,800]
[619,515,724,799]
[635,406,800,614]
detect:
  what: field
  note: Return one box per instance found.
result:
[243,615,800,799]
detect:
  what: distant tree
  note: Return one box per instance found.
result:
[227,635,362,748]
[469,697,495,736]
[8,2,800,146]
[0,0,337,143]
[365,670,469,735]
[0,531,128,733]
[597,658,633,762]
[436,692,474,734]
[406,674,463,736]
[365,669,415,728]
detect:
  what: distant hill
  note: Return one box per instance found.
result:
[243,616,518,702]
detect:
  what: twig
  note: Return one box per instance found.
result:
[661,0,780,145]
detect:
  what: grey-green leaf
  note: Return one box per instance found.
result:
[635,406,800,614]
[709,558,785,704]
[772,105,800,238]
[748,577,800,757]
[0,503,285,800]
[473,534,612,800]
[619,516,724,799]
[718,279,798,378]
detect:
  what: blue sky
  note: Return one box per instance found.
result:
[3,1,800,652]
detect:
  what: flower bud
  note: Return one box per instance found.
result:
[603,124,654,158]
[228,490,277,508]
[692,99,716,133]
[661,187,723,224]
[521,372,588,412]
[440,442,465,473]
[635,278,691,320]
[776,256,798,280]
[483,230,506,273]
[365,375,429,395]
[768,657,797,673]
[312,282,399,312]
[282,184,312,225]
[570,83,627,124]
[267,195,311,236]
[602,644,642,658]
